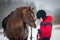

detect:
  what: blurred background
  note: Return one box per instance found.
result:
[0,0,60,28]
[0,0,60,40]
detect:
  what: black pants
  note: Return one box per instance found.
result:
[42,38,50,40]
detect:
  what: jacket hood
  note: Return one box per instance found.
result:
[44,16,53,22]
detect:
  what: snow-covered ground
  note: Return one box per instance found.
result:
[0,25,60,40]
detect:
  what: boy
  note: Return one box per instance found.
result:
[36,10,53,40]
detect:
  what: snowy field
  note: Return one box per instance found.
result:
[0,25,60,40]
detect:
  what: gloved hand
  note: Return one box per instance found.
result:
[38,29,42,34]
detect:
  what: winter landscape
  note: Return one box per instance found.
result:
[0,25,60,40]
[0,0,60,40]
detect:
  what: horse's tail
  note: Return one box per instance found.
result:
[2,17,8,31]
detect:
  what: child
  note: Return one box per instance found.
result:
[36,10,53,40]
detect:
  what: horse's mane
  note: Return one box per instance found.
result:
[7,6,33,20]
[8,7,28,19]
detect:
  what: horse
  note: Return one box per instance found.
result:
[2,6,36,40]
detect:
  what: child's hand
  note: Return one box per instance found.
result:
[38,29,42,34]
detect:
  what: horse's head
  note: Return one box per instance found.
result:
[22,7,36,28]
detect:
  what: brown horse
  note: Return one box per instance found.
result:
[2,6,36,40]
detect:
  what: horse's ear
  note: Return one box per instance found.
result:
[28,6,34,11]
[32,7,34,10]
[28,6,31,10]
[29,6,31,8]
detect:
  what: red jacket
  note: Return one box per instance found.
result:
[38,16,53,40]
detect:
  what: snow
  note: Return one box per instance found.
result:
[0,25,60,40]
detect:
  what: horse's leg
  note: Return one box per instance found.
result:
[19,37,23,40]
[9,37,18,40]
[24,38,27,40]
[9,38,13,40]
[24,36,28,40]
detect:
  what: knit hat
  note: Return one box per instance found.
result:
[36,10,46,20]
